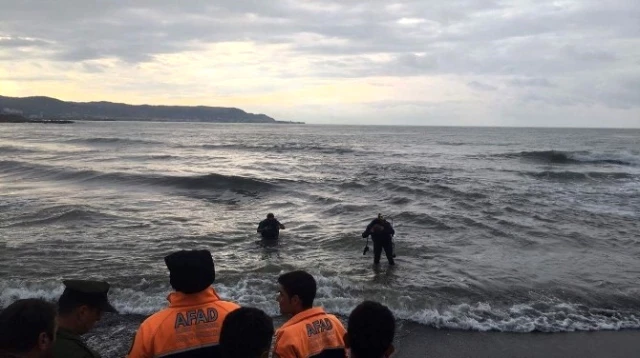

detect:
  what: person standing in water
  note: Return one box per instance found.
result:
[362,214,395,265]
[257,213,285,240]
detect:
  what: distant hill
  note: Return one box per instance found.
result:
[0,113,73,124]
[0,95,300,124]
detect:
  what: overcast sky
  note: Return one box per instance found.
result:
[1,1,639,127]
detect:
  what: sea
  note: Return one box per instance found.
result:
[0,122,639,357]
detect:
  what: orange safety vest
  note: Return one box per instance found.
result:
[127,287,239,358]
[273,307,347,358]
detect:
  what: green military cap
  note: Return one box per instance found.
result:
[61,279,117,313]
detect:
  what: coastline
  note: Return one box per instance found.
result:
[393,322,640,358]
[85,313,640,358]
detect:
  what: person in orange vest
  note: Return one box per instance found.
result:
[220,307,274,358]
[127,249,240,358]
[344,301,395,358]
[273,270,347,358]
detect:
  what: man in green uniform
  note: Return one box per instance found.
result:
[53,280,117,358]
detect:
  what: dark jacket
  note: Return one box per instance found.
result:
[53,328,101,358]
[362,219,395,241]
[257,218,283,239]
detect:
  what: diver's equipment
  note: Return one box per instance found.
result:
[363,237,370,255]
[389,216,397,258]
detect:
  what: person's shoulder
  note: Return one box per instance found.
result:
[216,300,241,312]
[139,307,176,328]
[324,313,346,328]
[324,312,343,322]
[274,324,301,345]
[273,327,299,357]
[53,336,96,358]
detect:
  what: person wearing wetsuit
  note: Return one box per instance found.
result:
[362,214,395,265]
[257,213,285,240]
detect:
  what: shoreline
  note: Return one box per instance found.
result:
[84,313,640,358]
[394,322,640,358]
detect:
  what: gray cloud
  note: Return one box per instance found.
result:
[509,78,555,88]
[0,75,67,82]
[467,81,498,91]
[0,0,638,125]
[0,36,50,48]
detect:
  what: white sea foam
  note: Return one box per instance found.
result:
[3,279,639,333]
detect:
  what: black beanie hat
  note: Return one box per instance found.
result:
[164,250,215,294]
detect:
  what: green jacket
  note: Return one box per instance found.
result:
[53,328,101,358]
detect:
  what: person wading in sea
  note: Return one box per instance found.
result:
[257,213,285,240]
[361,214,395,265]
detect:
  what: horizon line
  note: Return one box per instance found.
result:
[75,119,640,130]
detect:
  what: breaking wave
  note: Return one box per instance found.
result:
[497,150,639,166]
[2,280,639,333]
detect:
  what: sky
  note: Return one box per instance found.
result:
[0,0,639,127]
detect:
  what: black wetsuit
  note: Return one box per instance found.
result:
[362,218,395,264]
[257,218,282,240]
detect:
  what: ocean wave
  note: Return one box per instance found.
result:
[65,137,163,146]
[0,145,38,154]
[321,204,369,216]
[1,206,120,228]
[199,143,359,155]
[122,154,179,161]
[393,211,452,230]
[0,281,65,308]
[397,302,640,332]
[429,184,487,199]
[0,160,276,192]
[498,150,639,166]
[523,171,636,181]
[2,280,639,333]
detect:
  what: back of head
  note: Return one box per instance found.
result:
[0,299,57,354]
[220,307,274,358]
[165,250,216,294]
[347,301,395,358]
[267,213,275,219]
[277,270,316,309]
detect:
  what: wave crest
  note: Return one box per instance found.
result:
[0,160,276,192]
[499,150,639,166]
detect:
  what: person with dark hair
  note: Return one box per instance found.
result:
[0,299,57,358]
[220,307,274,358]
[345,301,395,358]
[127,249,240,358]
[257,213,285,240]
[361,214,395,265]
[273,270,346,358]
[54,280,117,358]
